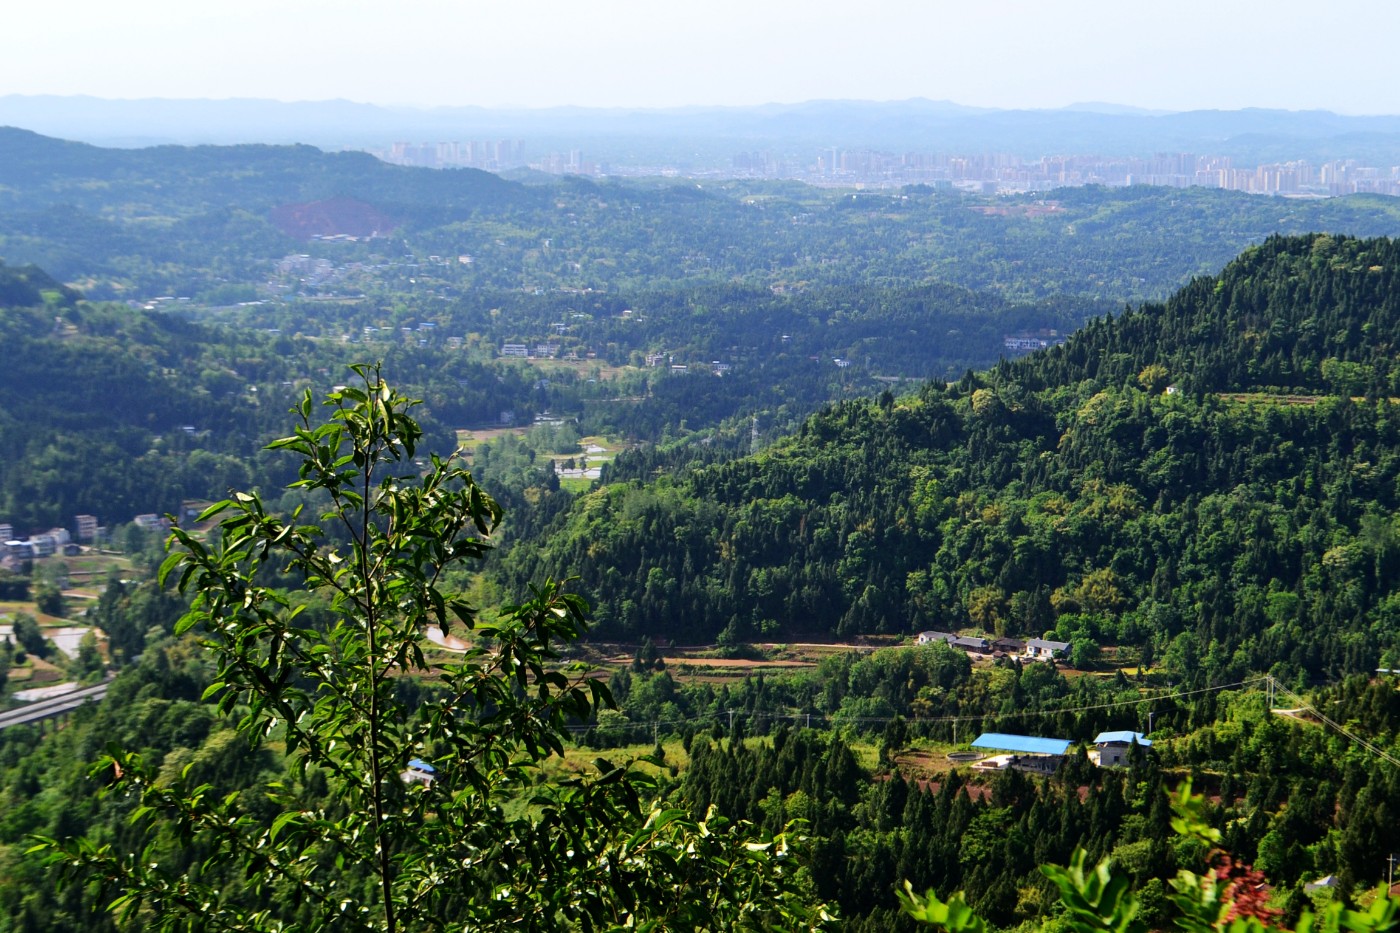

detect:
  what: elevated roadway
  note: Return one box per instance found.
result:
[0,679,111,731]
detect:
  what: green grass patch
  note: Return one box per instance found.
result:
[455,429,486,450]
[550,737,689,778]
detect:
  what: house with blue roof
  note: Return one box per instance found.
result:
[402,758,437,786]
[1092,731,1151,767]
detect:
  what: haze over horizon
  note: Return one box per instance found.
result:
[0,94,1355,119]
[6,0,1400,116]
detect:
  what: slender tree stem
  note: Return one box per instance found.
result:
[360,384,397,933]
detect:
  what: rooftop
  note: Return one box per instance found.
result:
[1094,730,1152,747]
[971,733,1071,756]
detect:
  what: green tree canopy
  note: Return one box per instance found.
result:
[38,365,828,932]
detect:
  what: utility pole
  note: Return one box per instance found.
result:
[1389,853,1398,890]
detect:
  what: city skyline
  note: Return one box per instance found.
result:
[5,0,1400,116]
[379,138,1400,199]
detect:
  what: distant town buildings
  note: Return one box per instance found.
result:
[377,140,527,171]
[132,514,169,534]
[747,148,1400,198]
[372,137,1400,198]
[276,254,334,282]
[498,343,560,360]
[2,524,83,571]
[1003,333,1064,353]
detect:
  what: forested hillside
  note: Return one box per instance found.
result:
[0,289,474,531]
[0,261,77,307]
[497,234,1400,683]
[0,296,285,528]
[1026,233,1400,395]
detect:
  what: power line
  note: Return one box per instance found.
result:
[929,677,1266,726]
[1269,676,1400,771]
[568,678,1264,737]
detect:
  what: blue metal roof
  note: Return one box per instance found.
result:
[971,733,1071,755]
[1094,731,1151,747]
[407,758,436,773]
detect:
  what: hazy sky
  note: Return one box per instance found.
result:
[6,0,1399,114]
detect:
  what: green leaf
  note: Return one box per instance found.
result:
[268,811,301,843]
[157,550,185,587]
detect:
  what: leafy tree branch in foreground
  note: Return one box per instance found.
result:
[34,364,828,932]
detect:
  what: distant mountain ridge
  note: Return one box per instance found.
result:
[7,124,1400,307]
[4,95,1400,164]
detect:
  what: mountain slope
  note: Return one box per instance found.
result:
[498,235,1400,682]
[1023,233,1400,395]
[0,260,77,307]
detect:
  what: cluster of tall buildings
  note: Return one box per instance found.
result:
[375,141,611,176]
[533,150,597,175]
[372,139,1400,198]
[748,148,1400,197]
[378,140,527,171]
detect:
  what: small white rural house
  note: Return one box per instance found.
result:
[1092,731,1152,767]
[1024,638,1070,661]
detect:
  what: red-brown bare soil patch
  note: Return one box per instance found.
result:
[270,197,397,240]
